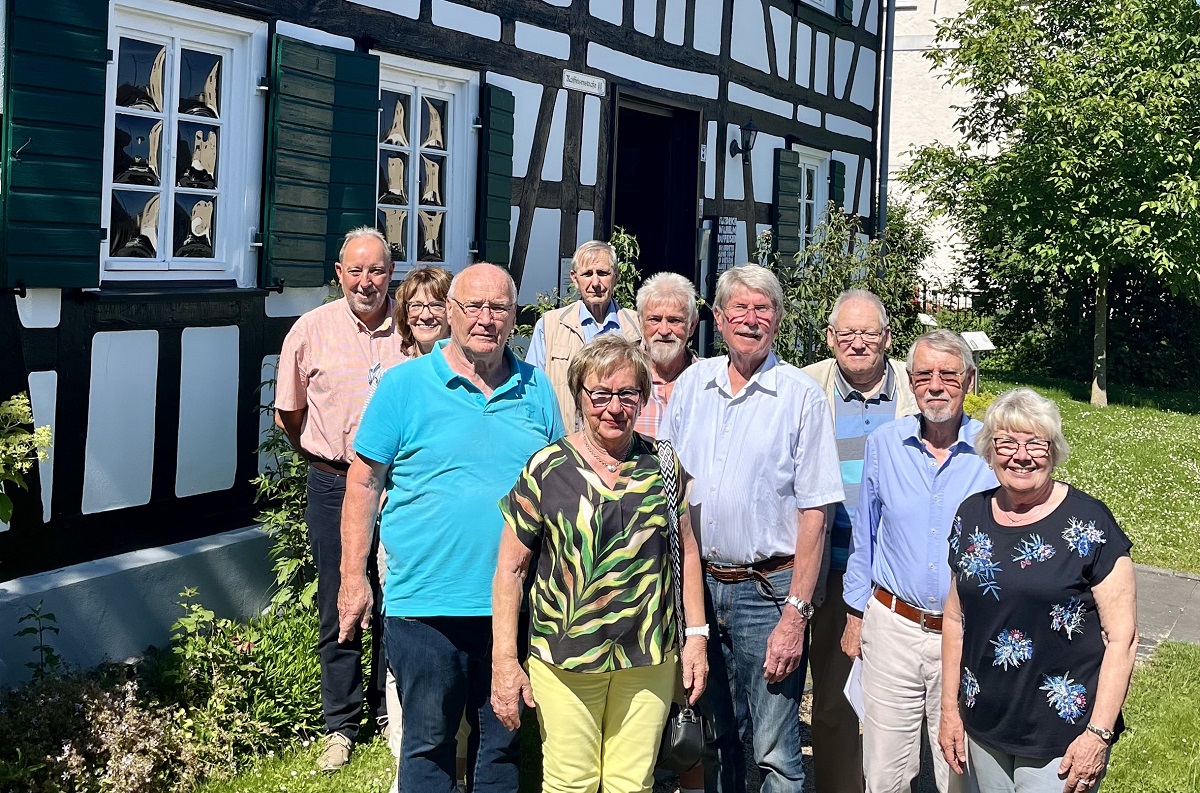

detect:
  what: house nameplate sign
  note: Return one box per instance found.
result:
[562,69,607,97]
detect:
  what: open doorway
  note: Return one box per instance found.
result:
[611,99,701,284]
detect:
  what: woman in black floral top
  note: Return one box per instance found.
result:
[490,335,708,793]
[941,389,1138,793]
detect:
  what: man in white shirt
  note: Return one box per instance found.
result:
[660,264,844,793]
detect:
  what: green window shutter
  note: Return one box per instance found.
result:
[2,0,108,288]
[476,83,514,268]
[772,149,802,261]
[263,36,378,288]
[837,0,854,23]
[830,159,847,212]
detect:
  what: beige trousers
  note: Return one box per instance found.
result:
[861,595,964,793]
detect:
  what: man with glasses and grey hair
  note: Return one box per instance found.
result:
[842,329,998,793]
[633,272,699,437]
[275,226,405,772]
[799,289,918,793]
[661,264,843,793]
[526,240,641,426]
[338,263,564,793]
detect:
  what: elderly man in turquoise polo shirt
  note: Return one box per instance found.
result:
[338,262,564,793]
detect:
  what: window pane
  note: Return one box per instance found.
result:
[116,38,165,112]
[179,49,221,118]
[804,165,816,201]
[417,210,444,262]
[378,208,408,263]
[804,201,815,237]
[177,121,219,188]
[421,96,447,149]
[419,154,445,207]
[379,152,409,204]
[113,115,162,186]
[110,191,160,257]
[174,194,216,257]
[380,91,411,146]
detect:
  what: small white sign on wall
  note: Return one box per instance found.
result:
[563,69,607,97]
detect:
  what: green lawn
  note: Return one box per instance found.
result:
[1105,642,1200,793]
[195,738,396,793]
[981,372,1200,574]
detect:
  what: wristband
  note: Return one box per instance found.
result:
[684,625,710,639]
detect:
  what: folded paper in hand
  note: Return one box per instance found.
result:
[843,657,864,721]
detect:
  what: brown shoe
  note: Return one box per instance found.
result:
[317,732,353,772]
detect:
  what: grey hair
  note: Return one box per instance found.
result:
[636,272,699,327]
[339,226,392,265]
[906,329,976,376]
[828,289,889,329]
[567,334,653,412]
[714,264,784,314]
[447,263,518,303]
[571,240,617,273]
[975,388,1070,467]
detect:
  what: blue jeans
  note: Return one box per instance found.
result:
[384,615,520,793]
[703,567,808,793]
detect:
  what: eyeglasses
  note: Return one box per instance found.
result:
[406,300,446,316]
[992,438,1052,459]
[911,369,966,388]
[582,387,643,409]
[832,328,886,344]
[451,298,513,319]
[721,303,776,322]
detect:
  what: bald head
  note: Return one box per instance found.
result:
[449,262,517,304]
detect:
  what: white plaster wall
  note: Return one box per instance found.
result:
[541,89,568,182]
[633,0,656,35]
[728,82,791,120]
[796,24,813,89]
[0,527,273,685]
[663,0,686,45]
[176,326,240,498]
[519,207,562,302]
[580,95,600,186]
[349,0,419,18]
[590,0,622,26]
[834,38,855,100]
[576,210,596,248]
[265,287,333,318]
[27,371,58,523]
[814,33,830,95]
[752,135,785,204]
[692,0,723,55]
[723,124,745,201]
[703,121,718,200]
[514,22,571,60]
[431,0,500,40]
[276,20,354,49]
[82,331,158,515]
[850,48,877,110]
[730,0,769,74]
[14,289,61,328]
[586,44,719,98]
[770,6,792,79]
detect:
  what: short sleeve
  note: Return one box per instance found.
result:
[792,389,845,508]
[1085,499,1133,587]
[274,321,309,412]
[353,367,406,465]
[500,460,545,549]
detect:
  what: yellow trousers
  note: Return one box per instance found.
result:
[528,654,677,793]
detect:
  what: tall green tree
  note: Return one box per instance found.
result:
[903,0,1200,405]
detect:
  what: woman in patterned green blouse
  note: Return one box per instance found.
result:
[491,334,709,793]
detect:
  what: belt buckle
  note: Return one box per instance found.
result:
[919,611,939,633]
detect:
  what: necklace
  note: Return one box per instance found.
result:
[997,493,1050,524]
[582,432,631,473]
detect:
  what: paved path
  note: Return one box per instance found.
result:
[1135,563,1200,658]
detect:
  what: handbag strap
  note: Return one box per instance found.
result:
[656,439,685,652]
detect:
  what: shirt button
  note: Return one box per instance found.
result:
[933,494,941,502]
[931,529,937,535]
[929,597,937,604]
[929,564,935,570]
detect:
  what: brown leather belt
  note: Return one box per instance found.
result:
[311,458,350,477]
[705,554,795,584]
[874,586,943,633]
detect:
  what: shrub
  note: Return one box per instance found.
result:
[0,391,52,524]
[964,391,996,419]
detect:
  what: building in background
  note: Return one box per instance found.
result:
[0,0,883,682]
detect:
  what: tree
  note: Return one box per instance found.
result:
[903,0,1200,405]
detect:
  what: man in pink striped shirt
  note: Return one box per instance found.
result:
[275,227,409,772]
[633,272,699,438]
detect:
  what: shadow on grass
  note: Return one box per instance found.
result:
[980,369,1200,415]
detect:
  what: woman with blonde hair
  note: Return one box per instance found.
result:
[941,388,1138,793]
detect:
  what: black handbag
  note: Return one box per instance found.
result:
[654,439,707,773]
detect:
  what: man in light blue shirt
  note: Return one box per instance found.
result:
[662,265,843,793]
[525,241,640,426]
[842,330,998,793]
[338,263,564,793]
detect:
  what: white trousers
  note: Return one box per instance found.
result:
[861,596,965,793]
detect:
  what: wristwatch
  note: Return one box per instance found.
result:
[785,596,815,619]
[684,625,710,639]
[1085,723,1114,744]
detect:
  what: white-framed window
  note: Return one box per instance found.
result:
[793,145,830,248]
[374,54,479,274]
[800,0,837,15]
[101,0,267,286]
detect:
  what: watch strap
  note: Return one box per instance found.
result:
[1086,723,1113,743]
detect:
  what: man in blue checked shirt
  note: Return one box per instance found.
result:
[801,289,918,793]
[842,329,998,793]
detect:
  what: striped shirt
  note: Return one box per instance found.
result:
[828,364,902,571]
[633,352,697,437]
[275,297,409,462]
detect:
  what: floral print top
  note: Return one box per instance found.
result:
[949,485,1131,757]
[501,434,692,673]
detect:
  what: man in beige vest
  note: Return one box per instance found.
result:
[525,240,640,425]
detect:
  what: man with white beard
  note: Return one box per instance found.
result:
[632,272,699,437]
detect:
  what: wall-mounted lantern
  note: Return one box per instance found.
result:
[728,120,759,160]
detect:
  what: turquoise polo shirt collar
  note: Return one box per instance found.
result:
[578,299,622,332]
[429,339,530,402]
